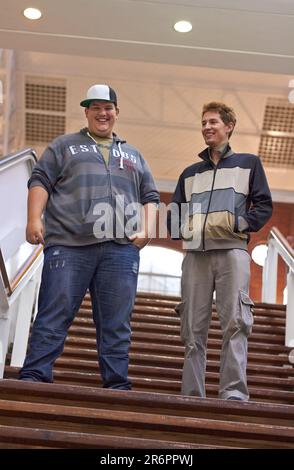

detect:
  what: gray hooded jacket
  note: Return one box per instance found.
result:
[28,128,159,247]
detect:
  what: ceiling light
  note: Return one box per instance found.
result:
[23,7,42,20]
[174,21,192,33]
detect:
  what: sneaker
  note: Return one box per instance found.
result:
[227,396,243,401]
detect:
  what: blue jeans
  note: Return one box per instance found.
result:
[19,242,140,389]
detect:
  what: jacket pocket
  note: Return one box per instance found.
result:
[234,213,249,233]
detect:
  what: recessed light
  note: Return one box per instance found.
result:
[174,20,192,33]
[23,7,42,20]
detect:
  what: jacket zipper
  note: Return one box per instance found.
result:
[86,132,113,201]
[201,162,218,251]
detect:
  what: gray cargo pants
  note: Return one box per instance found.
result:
[178,249,254,400]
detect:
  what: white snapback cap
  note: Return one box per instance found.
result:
[80,84,117,107]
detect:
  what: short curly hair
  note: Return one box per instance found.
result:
[202,102,236,138]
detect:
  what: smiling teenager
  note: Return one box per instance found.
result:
[19,84,159,388]
[168,101,272,401]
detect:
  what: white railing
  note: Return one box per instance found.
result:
[262,227,294,348]
[0,148,43,377]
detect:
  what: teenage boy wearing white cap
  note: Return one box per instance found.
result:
[19,84,159,389]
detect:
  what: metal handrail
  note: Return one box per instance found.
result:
[0,249,12,296]
[268,227,294,272]
[263,226,294,349]
[0,147,37,170]
[10,245,43,292]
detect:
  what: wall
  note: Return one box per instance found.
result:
[16,50,294,193]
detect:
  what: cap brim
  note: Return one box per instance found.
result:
[80,99,116,107]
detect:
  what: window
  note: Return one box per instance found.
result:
[137,246,183,296]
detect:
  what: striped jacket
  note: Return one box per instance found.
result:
[28,128,159,247]
[169,145,272,251]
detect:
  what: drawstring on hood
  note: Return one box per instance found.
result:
[85,128,124,169]
[118,141,124,169]
[87,131,97,145]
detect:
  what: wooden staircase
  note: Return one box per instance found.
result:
[2,292,294,448]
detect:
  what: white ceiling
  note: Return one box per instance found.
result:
[0,0,293,74]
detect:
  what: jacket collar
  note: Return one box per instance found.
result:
[198,143,234,163]
[80,128,126,144]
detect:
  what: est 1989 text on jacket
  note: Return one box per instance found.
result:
[28,128,160,247]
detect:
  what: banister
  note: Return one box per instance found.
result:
[0,249,12,296]
[10,245,43,293]
[263,226,294,349]
[268,227,294,271]
[0,147,37,169]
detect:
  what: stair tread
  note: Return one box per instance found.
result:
[3,293,293,449]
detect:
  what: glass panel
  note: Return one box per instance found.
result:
[139,246,183,276]
[137,274,181,296]
[137,246,183,296]
[0,154,37,283]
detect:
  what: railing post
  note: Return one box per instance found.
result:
[285,269,294,347]
[0,316,11,378]
[262,240,278,303]
[0,273,10,378]
[10,264,42,367]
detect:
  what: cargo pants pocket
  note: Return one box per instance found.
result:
[238,290,254,336]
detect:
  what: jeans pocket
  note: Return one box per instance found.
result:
[239,290,254,336]
[128,240,140,251]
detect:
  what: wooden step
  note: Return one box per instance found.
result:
[78,306,288,326]
[4,293,293,448]
[1,379,293,422]
[58,344,294,388]
[75,314,286,335]
[5,366,294,405]
[0,424,203,449]
[69,321,288,347]
[1,380,294,448]
[65,333,290,357]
